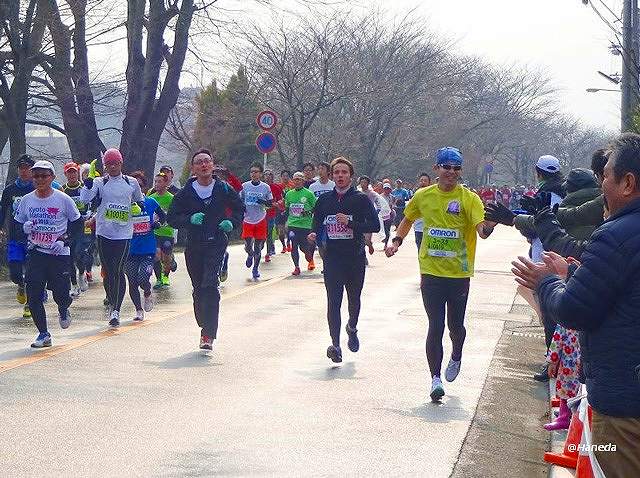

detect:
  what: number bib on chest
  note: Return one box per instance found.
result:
[324,215,353,240]
[425,227,461,258]
[132,215,151,235]
[30,230,60,248]
[104,203,130,223]
[289,203,304,217]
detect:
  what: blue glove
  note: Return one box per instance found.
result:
[218,219,233,233]
[50,241,65,255]
[190,212,205,225]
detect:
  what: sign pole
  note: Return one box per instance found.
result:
[263,152,268,171]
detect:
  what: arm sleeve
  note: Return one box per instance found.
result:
[131,178,144,202]
[227,173,243,192]
[312,199,323,236]
[152,199,167,223]
[534,208,589,259]
[0,189,10,227]
[537,228,628,331]
[349,196,381,234]
[556,195,604,229]
[167,189,192,229]
[514,214,536,239]
[14,197,27,224]
[224,186,245,230]
[80,178,100,203]
[403,195,419,223]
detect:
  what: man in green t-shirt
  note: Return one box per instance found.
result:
[284,171,316,276]
[149,172,176,288]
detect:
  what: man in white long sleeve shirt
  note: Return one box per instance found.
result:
[80,148,144,327]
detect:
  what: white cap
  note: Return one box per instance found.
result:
[30,160,56,173]
[536,155,560,173]
[293,171,305,180]
[383,182,392,189]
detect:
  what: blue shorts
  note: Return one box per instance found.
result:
[7,241,27,263]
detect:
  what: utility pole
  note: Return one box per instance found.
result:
[621,0,640,131]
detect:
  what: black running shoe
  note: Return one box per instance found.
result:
[326,345,342,363]
[345,324,359,352]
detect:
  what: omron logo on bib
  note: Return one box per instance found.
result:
[427,228,459,238]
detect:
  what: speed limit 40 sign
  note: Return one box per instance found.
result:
[256,110,277,130]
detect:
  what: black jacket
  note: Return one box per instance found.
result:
[537,197,640,418]
[312,186,380,257]
[167,177,243,247]
[0,180,34,242]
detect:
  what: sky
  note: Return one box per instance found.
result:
[238,0,623,132]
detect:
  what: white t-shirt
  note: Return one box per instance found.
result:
[15,189,81,255]
[192,179,215,199]
[309,179,335,198]
[241,181,273,224]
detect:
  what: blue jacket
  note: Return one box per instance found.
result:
[537,197,640,418]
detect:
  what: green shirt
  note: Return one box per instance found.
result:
[285,187,316,229]
[149,191,175,238]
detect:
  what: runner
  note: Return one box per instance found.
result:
[413,172,432,250]
[358,175,390,256]
[167,148,243,350]
[148,165,181,195]
[78,163,97,285]
[278,170,294,252]
[0,154,35,318]
[303,162,316,188]
[391,179,411,228]
[380,183,395,247]
[284,172,316,275]
[309,157,380,362]
[62,162,91,297]
[263,169,284,261]
[80,148,145,328]
[240,163,273,280]
[308,161,335,268]
[385,147,496,402]
[125,189,165,321]
[14,160,82,348]
[149,172,176,289]
[213,163,243,283]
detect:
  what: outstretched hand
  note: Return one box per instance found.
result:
[511,255,555,290]
[484,202,515,226]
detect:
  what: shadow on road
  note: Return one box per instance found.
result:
[379,396,471,423]
[294,361,362,381]
[145,351,224,369]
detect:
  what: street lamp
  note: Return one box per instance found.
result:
[586,88,621,93]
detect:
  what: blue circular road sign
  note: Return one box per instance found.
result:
[256,132,277,154]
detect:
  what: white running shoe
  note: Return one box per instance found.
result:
[108,310,120,328]
[69,285,80,298]
[445,358,461,382]
[78,274,89,292]
[143,293,154,312]
[430,376,445,402]
[133,309,144,321]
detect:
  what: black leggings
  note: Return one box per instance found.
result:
[97,236,130,311]
[288,227,311,268]
[421,275,470,378]
[125,254,154,310]
[324,252,366,347]
[244,238,265,268]
[383,219,392,247]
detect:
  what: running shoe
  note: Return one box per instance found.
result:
[346,324,359,352]
[143,292,154,312]
[16,286,27,305]
[304,251,313,263]
[281,247,287,254]
[292,267,301,276]
[23,305,31,319]
[264,254,271,263]
[219,269,228,282]
[161,273,170,287]
[170,257,178,272]
[199,334,213,350]
[69,285,80,299]
[31,332,52,348]
[108,310,120,328]
[430,377,445,402]
[153,279,164,290]
[286,245,292,252]
[103,297,110,306]
[86,271,93,283]
[445,358,461,382]
[326,345,343,363]
[133,310,144,322]
[78,274,89,292]
[58,309,71,329]
[307,259,315,271]
[252,266,260,280]
[245,254,253,268]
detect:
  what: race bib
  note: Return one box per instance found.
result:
[30,231,60,248]
[132,215,151,235]
[104,203,130,223]
[245,192,261,206]
[289,203,304,217]
[324,215,353,240]
[426,227,460,258]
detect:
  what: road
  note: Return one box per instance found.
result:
[0,227,534,477]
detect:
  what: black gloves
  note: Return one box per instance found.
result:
[521,191,552,215]
[484,202,515,226]
[83,177,94,189]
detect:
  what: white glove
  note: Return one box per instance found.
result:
[23,221,33,234]
[49,241,65,255]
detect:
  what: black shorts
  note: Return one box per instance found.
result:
[155,236,175,255]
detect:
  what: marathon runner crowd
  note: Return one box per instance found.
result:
[1,134,639,476]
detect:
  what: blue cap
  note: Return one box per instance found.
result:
[436,147,463,166]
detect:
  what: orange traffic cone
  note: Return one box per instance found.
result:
[544,409,583,469]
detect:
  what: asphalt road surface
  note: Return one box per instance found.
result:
[0,227,529,477]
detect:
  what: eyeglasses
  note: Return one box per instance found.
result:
[439,164,462,171]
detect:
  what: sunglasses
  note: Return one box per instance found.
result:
[439,164,462,171]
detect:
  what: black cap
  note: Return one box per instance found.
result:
[17,154,35,167]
